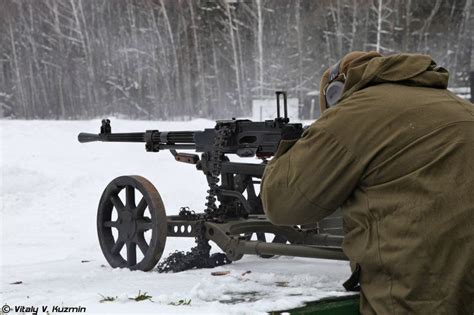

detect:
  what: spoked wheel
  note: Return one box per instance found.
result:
[97,176,167,271]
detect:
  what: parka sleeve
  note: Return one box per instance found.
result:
[261,124,364,225]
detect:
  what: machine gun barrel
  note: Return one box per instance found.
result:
[78,132,146,143]
[78,126,197,151]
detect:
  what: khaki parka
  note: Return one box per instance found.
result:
[261,54,474,314]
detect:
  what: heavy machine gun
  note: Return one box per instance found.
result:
[78,91,347,272]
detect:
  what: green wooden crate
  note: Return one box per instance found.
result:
[271,294,360,315]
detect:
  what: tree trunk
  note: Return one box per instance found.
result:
[295,0,303,102]
[178,0,192,118]
[147,2,172,117]
[470,2,474,103]
[403,0,411,51]
[189,1,207,115]
[159,0,182,116]
[211,29,222,117]
[349,0,358,51]
[52,0,66,118]
[453,0,472,87]
[70,0,95,115]
[8,17,27,118]
[416,0,441,52]
[256,0,264,98]
[225,1,244,114]
[375,0,383,53]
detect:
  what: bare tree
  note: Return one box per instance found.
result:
[8,16,27,117]
[415,0,442,53]
[224,0,244,113]
[367,0,393,53]
[256,0,264,98]
[1,0,471,119]
[189,1,207,114]
[470,2,474,102]
[159,0,182,115]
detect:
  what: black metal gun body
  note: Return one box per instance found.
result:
[78,91,303,183]
[78,119,296,158]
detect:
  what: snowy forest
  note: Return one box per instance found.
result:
[0,0,472,120]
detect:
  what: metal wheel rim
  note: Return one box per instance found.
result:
[97,175,167,271]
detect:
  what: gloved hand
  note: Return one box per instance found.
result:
[281,124,303,140]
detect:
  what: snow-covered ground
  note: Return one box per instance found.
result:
[0,119,351,314]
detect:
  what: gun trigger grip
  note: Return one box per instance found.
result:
[175,153,199,164]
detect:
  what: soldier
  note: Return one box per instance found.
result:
[261,51,474,314]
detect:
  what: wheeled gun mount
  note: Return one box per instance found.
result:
[78,91,347,272]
